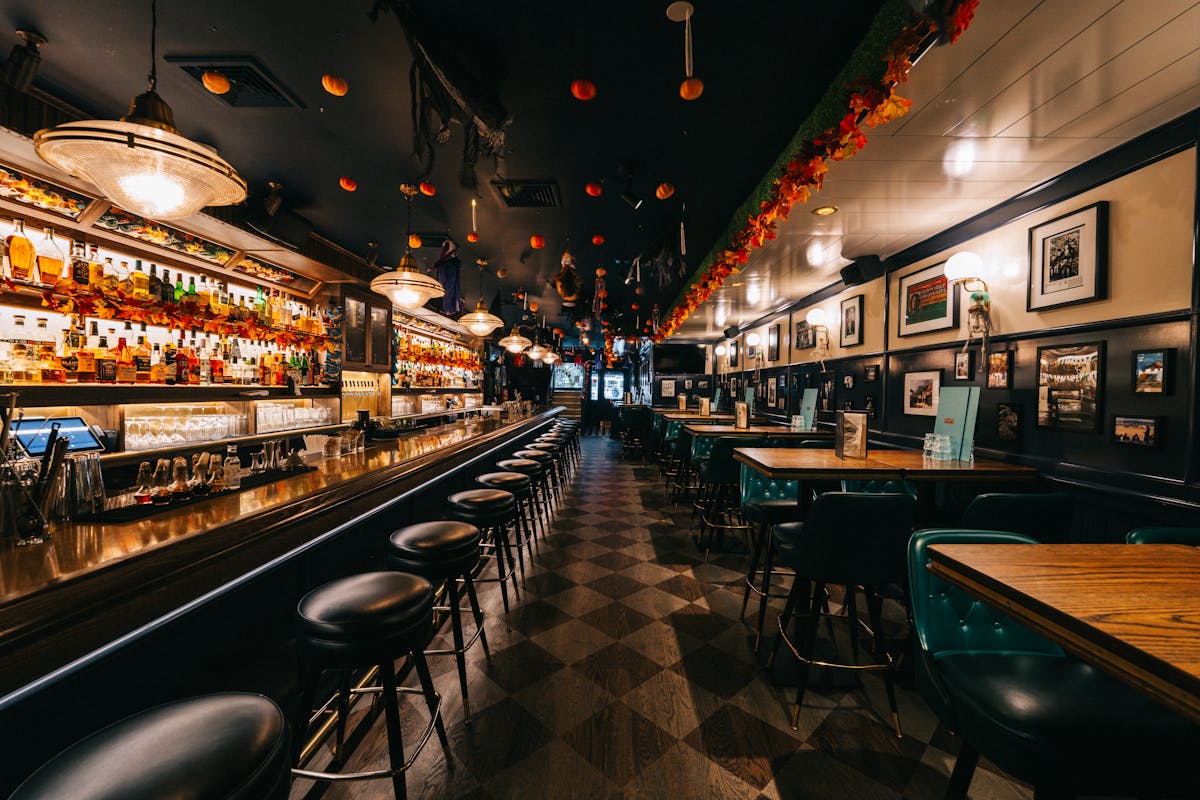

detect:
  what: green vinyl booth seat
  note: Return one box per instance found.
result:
[908,529,1193,796]
[1126,526,1200,545]
[960,492,1076,544]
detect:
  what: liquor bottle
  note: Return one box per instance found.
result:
[114,334,136,384]
[160,269,174,304]
[216,281,230,315]
[61,322,79,382]
[173,272,184,302]
[132,462,154,504]
[174,338,188,385]
[95,330,116,383]
[187,338,201,385]
[258,349,271,386]
[86,245,104,289]
[197,338,211,384]
[197,277,212,311]
[33,228,64,289]
[38,341,65,383]
[133,333,152,383]
[149,343,165,383]
[7,219,36,282]
[76,321,98,382]
[182,277,199,310]
[117,261,134,296]
[147,264,162,303]
[150,459,172,505]
[69,241,90,287]
[209,339,225,384]
[100,258,119,295]
[131,260,150,300]
[254,286,267,323]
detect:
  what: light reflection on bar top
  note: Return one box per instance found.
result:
[0,414,540,604]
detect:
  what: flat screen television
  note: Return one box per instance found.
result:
[653,344,705,375]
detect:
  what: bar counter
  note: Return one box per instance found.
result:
[0,407,561,693]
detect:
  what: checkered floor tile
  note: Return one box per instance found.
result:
[292,436,1034,800]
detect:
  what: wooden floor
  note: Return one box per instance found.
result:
[290,436,1034,799]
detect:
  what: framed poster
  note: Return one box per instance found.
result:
[1112,415,1160,447]
[954,351,974,381]
[987,351,1013,390]
[795,322,815,350]
[767,324,780,361]
[864,364,879,382]
[776,374,787,409]
[1132,348,1172,394]
[863,394,876,420]
[767,377,778,407]
[903,370,941,416]
[842,374,855,390]
[1027,201,1108,312]
[840,294,863,347]
[898,262,958,337]
[820,371,837,411]
[729,340,739,368]
[1036,342,1104,432]
[996,402,1022,441]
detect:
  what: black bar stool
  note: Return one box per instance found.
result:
[447,488,520,613]
[496,458,550,539]
[475,471,536,567]
[9,693,291,799]
[292,572,450,800]
[511,448,559,515]
[526,440,568,493]
[388,521,491,723]
[516,446,563,506]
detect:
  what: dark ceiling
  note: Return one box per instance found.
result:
[7,0,883,336]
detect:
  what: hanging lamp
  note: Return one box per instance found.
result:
[524,323,547,360]
[459,258,504,337]
[371,183,444,310]
[498,326,531,354]
[34,0,246,220]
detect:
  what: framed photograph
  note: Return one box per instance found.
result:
[767,376,778,407]
[843,374,855,390]
[729,340,739,368]
[1132,348,1172,394]
[996,402,1022,441]
[820,371,837,412]
[898,262,958,337]
[767,324,780,361]
[1027,201,1108,311]
[776,375,787,409]
[864,394,876,420]
[864,364,879,382]
[903,370,941,416]
[795,322,816,350]
[987,351,1013,390]
[842,400,854,411]
[1112,415,1161,447]
[1037,342,1105,432]
[746,340,759,360]
[954,351,974,381]
[840,294,863,347]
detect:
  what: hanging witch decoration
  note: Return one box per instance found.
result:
[553,249,579,307]
[429,238,463,315]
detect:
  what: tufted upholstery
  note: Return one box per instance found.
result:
[740,463,798,523]
[960,493,1077,544]
[1126,526,1200,545]
[9,694,290,800]
[700,437,770,484]
[841,479,917,498]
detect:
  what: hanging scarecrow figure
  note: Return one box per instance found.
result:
[430,238,462,315]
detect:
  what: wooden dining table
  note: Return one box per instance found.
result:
[663,413,736,422]
[683,424,834,439]
[732,447,1038,482]
[926,543,1200,725]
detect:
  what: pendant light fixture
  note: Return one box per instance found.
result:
[371,183,445,310]
[33,0,246,220]
[525,323,548,361]
[458,257,504,337]
[498,326,531,354]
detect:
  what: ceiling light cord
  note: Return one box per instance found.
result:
[683,9,693,78]
[147,0,157,91]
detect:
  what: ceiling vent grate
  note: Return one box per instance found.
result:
[491,178,561,208]
[167,56,305,109]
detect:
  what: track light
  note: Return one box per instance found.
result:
[5,29,46,91]
[621,189,642,210]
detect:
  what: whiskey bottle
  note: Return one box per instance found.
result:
[6,219,35,283]
[36,228,65,289]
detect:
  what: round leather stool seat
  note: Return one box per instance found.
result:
[447,488,515,513]
[476,471,531,494]
[389,521,481,581]
[513,449,552,463]
[496,458,542,476]
[297,572,433,667]
[10,693,290,800]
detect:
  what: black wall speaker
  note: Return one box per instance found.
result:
[840,255,884,286]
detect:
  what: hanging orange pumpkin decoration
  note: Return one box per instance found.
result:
[202,71,231,95]
[529,300,539,313]
[408,234,423,249]
[595,266,607,277]
[635,285,644,295]
[585,182,602,197]
[496,266,507,279]
[631,302,640,311]
[338,176,357,192]
[321,74,349,96]
[679,77,704,100]
[655,182,675,200]
[591,234,605,246]
[466,231,479,243]
[570,79,597,101]
[530,234,546,249]
[600,302,609,311]
[553,327,564,337]
[419,181,436,196]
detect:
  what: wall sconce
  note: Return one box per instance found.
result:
[944,251,991,350]
[714,344,727,357]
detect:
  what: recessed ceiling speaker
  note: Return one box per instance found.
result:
[840,255,884,286]
[722,324,739,339]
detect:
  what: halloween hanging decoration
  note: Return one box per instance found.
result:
[655,183,675,200]
[585,182,603,197]
[408,234,423,249]
[466,232,479,243]
[430,238,463,315]
[591,234,605,246]
[369,1,510,187]
[339,176,357,192]
[321,74,349,96]
[202,71,231,94]
[553,249,580,307]
[570,79,597,101]
[667,2,703,100]
[652,303,661,335]
[530,234,546,250]
[419,181,437,196]
[592,273,608,316]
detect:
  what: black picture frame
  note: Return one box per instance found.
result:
[864,364,879,382]
[795,322,815,350]
[729,340,739,368]
[996,402,1022,441]
[864,394,876,419]
[903,369,941,417]
[898,262,959,337]
[840,294,863,347]
[1027,201,1109,312]
[1131,348,1173,395]
[768,324,780,361]
[986,351,1013,390]
[953,350,974,381]
[1111,414,1161,447]
[1036,341,1105,432]
[842,374,855,390]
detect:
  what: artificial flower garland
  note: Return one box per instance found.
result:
[654,0,981,341]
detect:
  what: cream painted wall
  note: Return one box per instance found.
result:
[788,276,887,364]
[887,148,1196,349]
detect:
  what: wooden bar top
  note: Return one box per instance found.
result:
[733,447,1038,482]
[0,409,560,691]
[683,424,834,437]
[927,543,1200,724]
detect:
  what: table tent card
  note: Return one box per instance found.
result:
[933,386,980,461]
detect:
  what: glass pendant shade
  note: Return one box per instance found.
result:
[371,253,445,310]
[34,91,246,221]
[541,350,560,364]
[459,299,504,337]
[498,327,531,354]
[525,342,547,360]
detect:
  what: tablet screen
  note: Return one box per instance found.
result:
[12,416,105,456]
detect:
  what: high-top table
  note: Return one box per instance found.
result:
[732,447,1038,482]
[926,543,1200,724]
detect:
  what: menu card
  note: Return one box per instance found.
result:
[933,386,980,461]
[835,411,868,458]
[734,401,749,429]
[798,388,818,430]
[678,394,688,411]
[699,397,711,416]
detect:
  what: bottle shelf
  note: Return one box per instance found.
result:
[391,387,483,396]
[8,382,338,407]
